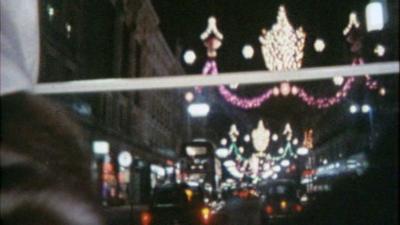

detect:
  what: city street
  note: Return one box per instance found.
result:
[1,0,398,225]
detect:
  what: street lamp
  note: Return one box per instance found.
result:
[361,104,371,113]
[349,104,359,114]
[365,0,388,32]
[187,102,210,117]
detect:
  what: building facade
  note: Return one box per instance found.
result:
[39,0,187,205]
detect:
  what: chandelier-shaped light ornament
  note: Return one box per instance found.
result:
[259,5,306,71]
[251,120,271,155]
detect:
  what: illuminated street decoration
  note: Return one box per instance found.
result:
[343,12,360,35]
[374,44,385,57]
[220,120,312,183]
[259,6,306,71]
[251,120,270,155]
[217,7,357,109]
[194,10,385,110]
[229,124,240,142]
[303,129,314,149]
[314,38,326,52]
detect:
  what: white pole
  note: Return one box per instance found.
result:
[33,61,399,95]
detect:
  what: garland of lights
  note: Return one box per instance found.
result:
[197,8,384,110]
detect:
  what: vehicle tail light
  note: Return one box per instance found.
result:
[293,203,303,213]
[141,211,152,225]
[265,205,273,214]
[201,207,211,223]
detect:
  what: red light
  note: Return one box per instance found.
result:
[141,211,152,225]
[293,204,303,212]
[265,205,273,214]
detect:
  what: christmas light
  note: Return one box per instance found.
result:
[244,134,251,142]
[185,91,194,102]
[183,50,196,65]
[251,120,271,153]
[379,87,386,96]
[272,134,278,141]
[273,165,281,172]
[195,10,382,111]
[223,160,235,168]
[242,44,254,59]
[314,39,326,52]
[374,44,385,57]
[281,159,290,167]
[280,82,291,96]
[343,12,360,35]
[220,138,228,146]
[229,124,240,142]
[200,17,223,41]
[333,76,344,86]
[259,6,306,71]
[303,129,313,149]
[297,147,309,156]
[216,148,230,159]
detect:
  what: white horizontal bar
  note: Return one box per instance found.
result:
[33,61,399,94]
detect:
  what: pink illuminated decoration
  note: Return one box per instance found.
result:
[197,10,384,110]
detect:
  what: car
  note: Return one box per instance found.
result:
[259,179,304,224]
[141,183,212,225]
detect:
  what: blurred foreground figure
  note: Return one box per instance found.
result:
[1,1,102,224]
[1,94,103,225]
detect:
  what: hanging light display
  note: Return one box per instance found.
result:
[251,120,271,155]
[194,9,384,110]
[259,6,306,71]
[219,120,313,183]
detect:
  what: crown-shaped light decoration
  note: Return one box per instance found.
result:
[200,17,224,58]
[259,6,306,71]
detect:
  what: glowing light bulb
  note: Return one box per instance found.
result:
[314,39,325,52]
[349,104,359,114]
[242,45,254,59]
[379,87,386,96]
[244,134,251,142]
[183,50,196,65]
[185,91,194,102]
[333,76,344,86]
[361,104,371,113]
[220,138,228,146]
[374,44,385,57]
[272,134,278,141]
